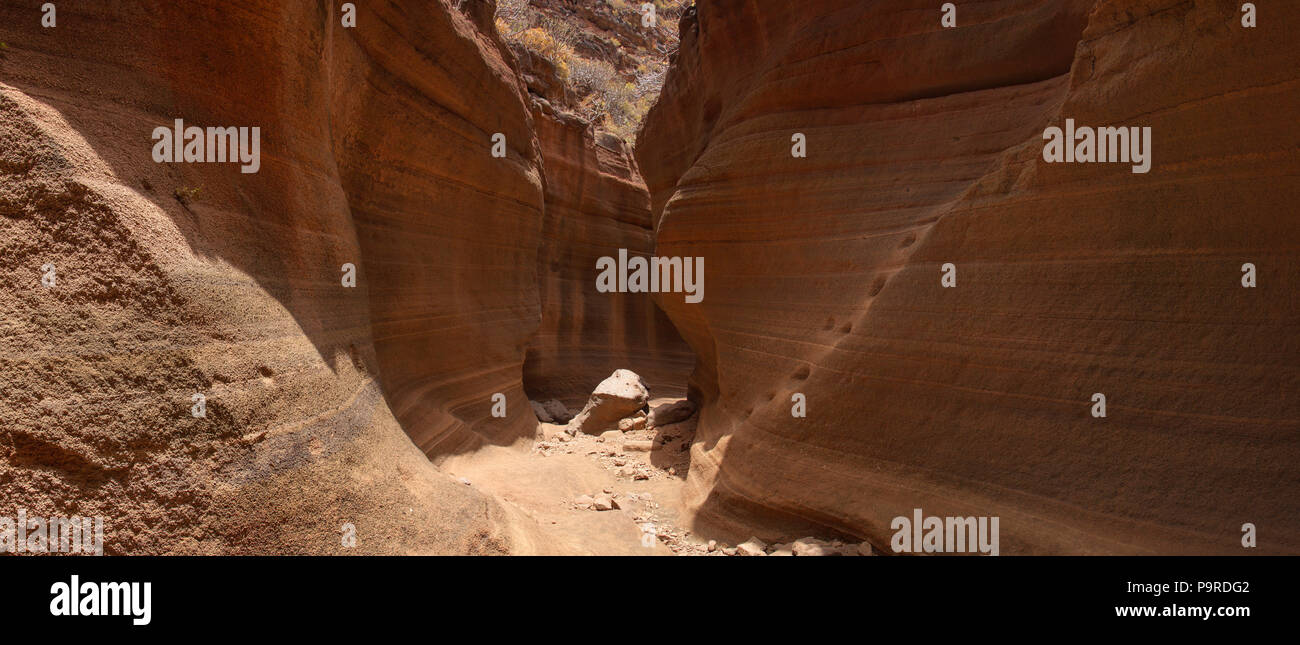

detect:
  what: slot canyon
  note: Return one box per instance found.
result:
[0,0,1296,556]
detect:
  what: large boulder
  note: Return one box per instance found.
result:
[567,369,649,434]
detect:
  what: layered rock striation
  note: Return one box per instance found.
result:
[0,0,689,554]
[637,0,1300,554]
[524,96,694,407]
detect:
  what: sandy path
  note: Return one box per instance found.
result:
[440,398,705,556]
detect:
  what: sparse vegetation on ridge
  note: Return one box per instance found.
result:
[495,0,692,143]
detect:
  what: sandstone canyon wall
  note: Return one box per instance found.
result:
[503,1,695,408]
[638,0,1299,554]
[0,0,675,553]
[2,0,1294,557]
[524,88,694,408]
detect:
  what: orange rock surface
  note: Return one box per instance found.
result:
[0,0,543,553]
[637,0,1299,554]
[2,0,1295,556]
[525,100,693,407]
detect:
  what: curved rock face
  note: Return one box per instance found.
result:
[329,1,547,456]
[525,100,694,406]
[0,0,542,553]
[637,0,1300,554]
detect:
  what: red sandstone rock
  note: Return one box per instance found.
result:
[0,0,543,553]
[524,98,693,407]
[637,0,1300,554]
[2,0,1294,557]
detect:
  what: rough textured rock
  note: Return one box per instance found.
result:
[792,538,834,558]
[637,0,1300,554]
[620,440,653,453]
[497,0,691,138]
[568,369,651,434]
[648,399,696,428]
[0,0,546,553]
[523,98,693,407]
[530,400,555,423]
[540,399,573,423]
[735,536,767,556]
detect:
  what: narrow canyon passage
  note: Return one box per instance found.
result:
[0,0,1296,556]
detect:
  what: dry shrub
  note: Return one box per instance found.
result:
[495,0,697,144]
[568,57,617,95]
[516,27,575,79]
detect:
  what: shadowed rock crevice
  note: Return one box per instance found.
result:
[521,99,694,410]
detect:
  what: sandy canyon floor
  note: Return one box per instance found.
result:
[443,396,869,557]
[444,397,723,556]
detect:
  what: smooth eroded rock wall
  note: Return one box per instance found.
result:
[637,0,1299,554]
[525,100,693,407]
[0,0,537,553]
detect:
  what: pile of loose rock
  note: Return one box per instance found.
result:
[723,536,876,557]
[531,369,698,437]
[529,369,697,482]
[529,370,875,557]
[564,368,654,435]
[572,490,622,511]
